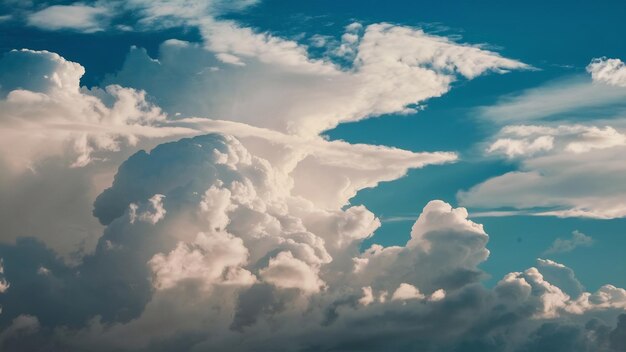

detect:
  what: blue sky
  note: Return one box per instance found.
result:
[1,1,626,351]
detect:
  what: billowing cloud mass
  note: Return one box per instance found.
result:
[0,134,624,351]
[1,1,625,351]
[587,58,626,87]
[0,5,522,256]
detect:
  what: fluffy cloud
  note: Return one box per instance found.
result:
[0,134,624,351]
[1,11,521,255]
[0,49,192,171]
[0,259,8,293]
[391,283,425,301]
[27,5,111,33]
[0,49,197,257]
[475,122,626,222]
[587,58,626,88]
[149,231,255,291]
[5,3,624,351]
[545,230,594,255]
[352,200,490,294]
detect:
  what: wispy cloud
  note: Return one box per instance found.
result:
[27,5,111,33]
[476,76,626,123]
[544,230,594,255]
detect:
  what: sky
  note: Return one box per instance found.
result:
[0,0,626,351]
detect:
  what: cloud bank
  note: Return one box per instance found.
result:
[2,1,624,351]
[461,57,626,219]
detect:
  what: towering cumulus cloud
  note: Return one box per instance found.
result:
[1,134,625,351]
[0,1,625,351]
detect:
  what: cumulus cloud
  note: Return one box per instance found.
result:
[149,231,255,291]
[0,134,624,350]
[105,23,527,137]
[0,7,523,255]
[545,230,594,255]
[0,49,192,171]
[4,2,624,351]
[0,49,197,257]
[587,58,626,87]
[0,259,9,293]
[391,283,425,301]
[129,194,167,225]
[27,5,111,33]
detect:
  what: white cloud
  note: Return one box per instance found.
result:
[587,57,626,87]
[0,49,193,171]
[107,23,527,137]
[351,200,490,294]
[496,260,626,319]
[358,286,375,306]
[215,52,245,66]
[129,194,167,224]
[487,135,554,158]
[0,134,624,350]
[149,231,255,290]
[477,76,626,123]
[462,123,626,219]
[428,288,446,302]
[259,251,325,293]
[0,49,198,257]
[463,57,626,219]
[6,4,625,351]
[544,230,594,255]
[27,5,110,33]
[391,283,425,301]
[0,259,9,293]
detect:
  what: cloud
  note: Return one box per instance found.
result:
[5,3,624,351]
[0,134,624,350]
[462,124,626,218]
[0,49,196,257]
[536,258,585,298]
[0,259,9,293]
[105,23,527,137]
[27,5,111,33]
[477,76,626,123]
[545,230,594,255]
[587,58,626,87]
[391,283,425,301]
[259,251,325,293]
[149,231,255,291]
[129,194,167,225]
[462,58,626,219]
[0,49,192,171]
